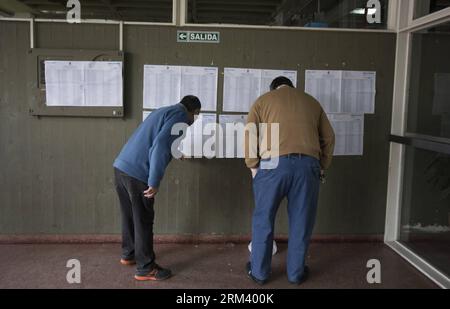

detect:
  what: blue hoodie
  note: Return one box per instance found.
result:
[113,104,189,188]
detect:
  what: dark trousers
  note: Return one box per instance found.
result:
[114,168,155,275]
[251,155,320,282]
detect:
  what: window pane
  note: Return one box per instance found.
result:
[8,0,173,23]
[400,146,450,277]
[414,0,450,19]
[187,0,388,29]
[407,22,450,139]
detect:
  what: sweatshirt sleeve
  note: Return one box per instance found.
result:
[147,114,185,188]
[318,109,336,170]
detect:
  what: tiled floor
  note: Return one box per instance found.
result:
[0,243,438,289]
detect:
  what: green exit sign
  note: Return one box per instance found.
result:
[177,31,220,44]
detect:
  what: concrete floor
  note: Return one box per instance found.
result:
[0,243,438,289]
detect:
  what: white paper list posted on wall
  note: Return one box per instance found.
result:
[45,61,123,107]
[328,114,364,156]
[143,65,218,111]
[143,65,181,109]
[305,70,376,114]
[223,68,298,113]
[341,71,376,114]
[218,114,248,158]
[223,68,261,113]
[181,66,218,111]
[260,69,298,95]
[305,70,342,114]
[179,113,217,158]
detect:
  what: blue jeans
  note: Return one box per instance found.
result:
[251,154,321,282]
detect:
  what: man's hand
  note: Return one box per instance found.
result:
[143,186,159,199]
[251,168,258,179]
[320,170,326,184]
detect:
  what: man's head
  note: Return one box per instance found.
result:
[270,76,294,91]
[180,95,201,125]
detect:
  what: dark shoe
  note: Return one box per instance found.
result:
[289,266,310,285]
[246,262,267,285]
[134,264,172,281]
[120,258,136,266]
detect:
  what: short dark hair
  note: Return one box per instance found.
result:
[270,76,294,91]
[180,95,201,112]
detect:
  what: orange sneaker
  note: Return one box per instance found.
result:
[134,264,172,281]
[120,258,136,266]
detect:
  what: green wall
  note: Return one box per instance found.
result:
[0,21,396,235]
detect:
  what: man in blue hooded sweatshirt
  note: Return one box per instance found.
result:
[113,95,201,281]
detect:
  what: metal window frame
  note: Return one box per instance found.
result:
[385,241,450,288]
[385,0,450,289]
[390,134,450,155]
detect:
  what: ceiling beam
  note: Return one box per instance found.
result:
[195,17,270,24]
[317,0,377,27]
[196,0,281,5]
[100,0,122,19]
[112,1,173,9]
[0,8,14,16]
[196,7,276,14]
[191,0,198,22]
[271,0,316,26]
[0,0,37,16]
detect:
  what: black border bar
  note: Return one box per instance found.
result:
[390,134,450,155]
